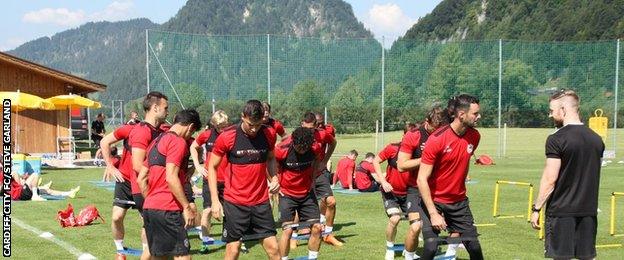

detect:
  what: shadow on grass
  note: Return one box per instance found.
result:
[333,221,356,232]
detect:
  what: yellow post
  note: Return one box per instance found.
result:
[539,207,545,240]
[493,182,500,217]
[611,193,617,236]
[527,185,534,222]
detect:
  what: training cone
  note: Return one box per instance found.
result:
[475,154,494,165]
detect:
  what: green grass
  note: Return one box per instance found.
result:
[10,128,624,259]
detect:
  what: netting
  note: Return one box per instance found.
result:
[145,30,623,155]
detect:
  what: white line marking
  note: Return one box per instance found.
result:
[13,218,96,259]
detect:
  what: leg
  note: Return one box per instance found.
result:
[261,236,281,260]
[279,225,294,258]
[201,208,212,238]
[386,215,401,244]
[308,223,323,253]
[225,241,242,260]
[324,196,336,227]
[404,213,422,257]
[140,226,150,260]
[111,206,128,244]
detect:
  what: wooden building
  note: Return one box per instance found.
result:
[0,51,106,153]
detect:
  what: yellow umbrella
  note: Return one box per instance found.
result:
[0,91,55,153]
[45,94,101,109]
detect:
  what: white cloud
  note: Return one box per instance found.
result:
[363,3,415,43]
[22,1,134,26]
[0,37,27,51]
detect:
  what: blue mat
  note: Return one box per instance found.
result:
[465,179,479,184]
[293,256,312,260]
[117,247,142,256]
[292,231,332,241]
[41,194,66,200]
[389,244,405,252]
[88,180,116,187]
[203,240,226,246]
[333,189,361,195]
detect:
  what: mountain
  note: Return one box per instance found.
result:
[7,0,372,107]
[161,0,372,38]
[403,0,624,41]
[9,18,158,102]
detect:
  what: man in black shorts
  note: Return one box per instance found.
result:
[276,127,324,260]
[530,89,604,259]
[207,100,280,259]
[138,109,201,259]
[417,95,484,260]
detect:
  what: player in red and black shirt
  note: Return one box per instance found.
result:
[99,91,169,256]
[315,113,335,139]
[275,127,324,260]
[207,100,280,260]
[417,94,483,260]
[396,105,448,260]
[354,153,380,192]
[371,123,417,260]
[188,110,231,253]
[137,109,201,259]
[332,150,358,189]
[262,101,287,138]
[301,112,341,246]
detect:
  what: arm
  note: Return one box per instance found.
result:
[322,138,337,166]
[530,158,561,229]
[189,140,208,177]
[348,165,354,190]
[137,165,149,198]
[397,151,421,172]
[332,166,339,185]
[372,155,393,193]
[165,162,196,228]
[417,163,446,231]
[100,133,123,182]
[266,151,279,193]
[207,153,223,220]
[131,148,147,176]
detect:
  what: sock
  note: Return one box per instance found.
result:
[324,226,333,234]
[281,257,289,260]
[445,243,459,256]
[114,240,124,250]
[142,243,149,251]
[404,250,415,260]
[201,236,214,243]
[291,232,298,238]
[386,241,394,249]
[308,250,319,259]
[320,214,326,223]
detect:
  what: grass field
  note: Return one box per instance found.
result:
[9,128,624,259]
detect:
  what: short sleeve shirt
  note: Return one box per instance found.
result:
[378,143,409,196]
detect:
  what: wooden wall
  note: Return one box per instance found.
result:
[0,61,71,153]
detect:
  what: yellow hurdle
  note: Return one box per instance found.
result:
[610,192,624,236]
[492,180,534,222]
[539,208,545,240]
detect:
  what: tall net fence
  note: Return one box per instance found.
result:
[145,30,623,156]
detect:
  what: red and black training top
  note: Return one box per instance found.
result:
[196,128,228,183]
[265,118,286,137]
[127,122,162,194]
[275,136,322,198]
[399,126,431,187]
[354,161,376,190]
[334,157,355,189]
[212,124,277,206]
[421,125,480,204]
[378,143,409,196]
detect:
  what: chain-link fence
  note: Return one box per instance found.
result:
[144,30,622,156]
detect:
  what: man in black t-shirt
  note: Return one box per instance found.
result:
[531,89,604,259]
[91,113,106,147]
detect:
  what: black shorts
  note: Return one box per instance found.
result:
[112,181,135,209]
[420,198,479,239]
[278,192,320,223]
[132,193,144,213]
[544,215,597,259]
[314,170,333,199]
[143,210,190,257]
[222,200,277,243]
[202,179,225,209]
[381,191,408,217]
[406,186,424,214]
[18,185,33,201]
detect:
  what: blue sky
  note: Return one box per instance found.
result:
[0,0,442,51]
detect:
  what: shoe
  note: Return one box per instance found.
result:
[199,245,210,254]
[290,238,298,250]
[115,252,126,260]
[67,186,80,198]
[385,249,395,260]
[322,234,343,246]
[240,243,249,254]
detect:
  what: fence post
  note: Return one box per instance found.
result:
[381,36,385,147]
[267,34,271,104]
[498,39,503,158]
[146,29,150,94]
[614,39,620,153]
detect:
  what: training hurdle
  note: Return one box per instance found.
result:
[610,192,624,237]
[492,181,534,222]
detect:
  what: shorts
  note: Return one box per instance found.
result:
[314,170,333,199]
[420,198,479,239]
[112,181,135,209]
[18,185,33,201]
[143,209,190,257]
[381,191,408,217]
[544,216,597,259]
[406,186,424,214]
[202,179,225,209]
[222,200,277,243]
[278,192,320,223]
[132,193,144,213]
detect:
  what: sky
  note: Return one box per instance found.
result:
[0,0,443,51]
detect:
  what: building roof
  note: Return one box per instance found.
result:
[0,51,106,93]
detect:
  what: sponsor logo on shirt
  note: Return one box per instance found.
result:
[234,149,267,160]
[443,145,452,153]
[467,144,474,154]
